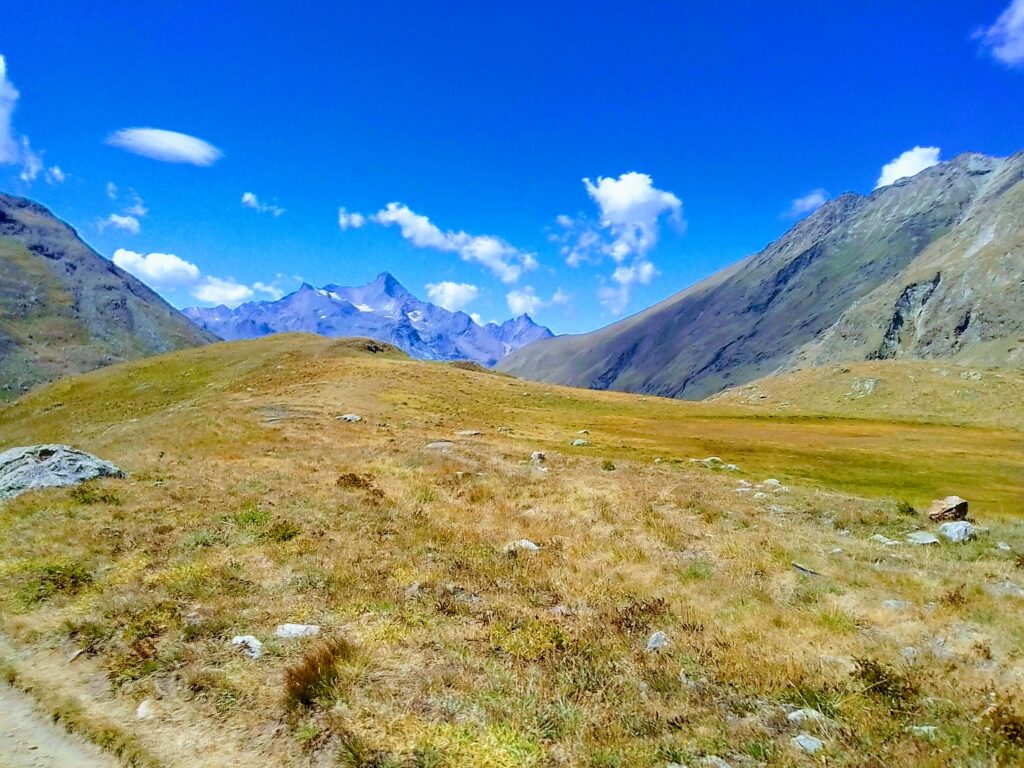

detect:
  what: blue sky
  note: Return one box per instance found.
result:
[2,1,1023,333]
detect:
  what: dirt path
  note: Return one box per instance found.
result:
[0,683,117,768]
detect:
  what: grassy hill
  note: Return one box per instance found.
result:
[1,335,1022,766]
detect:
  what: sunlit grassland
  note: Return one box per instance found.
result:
[0,334,1022,767]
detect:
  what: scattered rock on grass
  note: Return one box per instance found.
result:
[530,451,545,464]
[984,581,1024,599]
[645,631,669,652]
[882,599,911,611]
[456,429,483,436]
[570,438,590,447]
[135,699,155,720]
[939,521,977,543]
[275,623,321,639]
[231,635,263,659]
[792,734,824,754]
[996,541,1012,552]
[787,708,825,725]
[0,444,124,501]
[907,531,940,546]
[907,725,938,739]
[425,441,456,451]
[871,534,900,547]
[504,539,541,555]
[339,413,362,423]
[928,496,968,522]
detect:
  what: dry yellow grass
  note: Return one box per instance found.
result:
[0,334,1022,767]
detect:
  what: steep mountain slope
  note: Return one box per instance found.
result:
[184,272,552,366]
[499,152,1024,398]
[0,193,216,399]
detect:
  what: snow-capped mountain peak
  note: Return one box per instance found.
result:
[183,272,554,366]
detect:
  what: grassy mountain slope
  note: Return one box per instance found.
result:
[498,152,1024,399]
[1,334,1022,766]
[0,193,216,399]
[709,360,1024,430]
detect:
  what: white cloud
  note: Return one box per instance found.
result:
[241,191,284,217]
[193,276,254,305]
[975,0,1024,67]
[337,207,365,230]
[506,285,569,317]
[557,172,682,314]
[45,165,65,184]
[372,203,537,283]
[106,181,118,200]
[470,312,483,325]
[583,172,683,262]
[0,56,53,184]
[111,247,291,308]
[786,188,829,218]
[112,249,200,287]
[100,214,141,235]
[0,55,20,164]
[17,137,41,182]
[875,146,941,189]
[425,281,480,312]
[106,128,222,166]
[124,189,147,217]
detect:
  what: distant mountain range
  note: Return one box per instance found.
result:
[499,151,1024,398]
[0,192,215,399]
[184,272,553,366]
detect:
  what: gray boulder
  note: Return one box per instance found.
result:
[0,444,124,500]
[939,521,977,543]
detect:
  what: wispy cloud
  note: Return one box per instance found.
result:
[241,191,284,217]
[785,188,829,218]
[875,146,941,189]
[100,214,141,235]
[369,203,538,283]
[425,281,480,312]
[506,285,569,317]
[337,207,365,230]
[45,165,65,185]
[1,56,53,184]
[975,0,1024,67]
[106,127,222,166]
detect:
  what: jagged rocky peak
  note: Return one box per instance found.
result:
[184,273,554,367]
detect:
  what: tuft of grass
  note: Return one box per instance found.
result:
[852,657,919,711]
[15,560,93,605]
[283,636,357,710]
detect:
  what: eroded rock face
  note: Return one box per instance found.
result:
[0,444,124,500]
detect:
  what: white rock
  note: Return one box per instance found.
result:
[530,451,545,463]
[339,413,362,423]
[570,438,590,447]
[735,487,752,494]
[275,623,321,639]
[135,698,155,720]
[504,539,541,554]
[231,635,263,659]
[907,725,938,738]
[425,441,456,451]
[753,492,768,499]
[870,533,900,546]
[792,734,824,754]
[787,708,824,724]
[829,548,843,555]
[0,444,124,500]
[724,464,739,471]
[907,531,940,546]
[763,478,782,487]
[882,599,911,611]
[699,758,732,768]
[577,429,589,434]
[996,541,1012,551]
[645,631,669,652]
[939,521,977,543]
[456,429,483,436]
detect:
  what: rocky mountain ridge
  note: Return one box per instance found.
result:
[184,272,552,366]
[0,192,215,399]
[498,151,1024,398]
